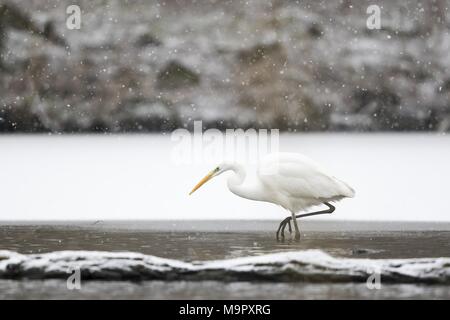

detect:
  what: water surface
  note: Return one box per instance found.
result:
[1,221,450,299]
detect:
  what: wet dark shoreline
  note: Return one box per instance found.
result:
[1,220,450,260]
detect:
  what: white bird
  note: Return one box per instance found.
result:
[189,152,355,241]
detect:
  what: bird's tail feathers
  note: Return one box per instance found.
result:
[336,178,355,198]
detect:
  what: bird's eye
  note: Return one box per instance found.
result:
[215,167,220,172]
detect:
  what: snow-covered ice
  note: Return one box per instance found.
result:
[0,133,449,221]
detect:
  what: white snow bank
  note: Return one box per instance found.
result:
[1,250,449,283]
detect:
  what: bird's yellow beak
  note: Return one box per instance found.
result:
[189,170,215,195]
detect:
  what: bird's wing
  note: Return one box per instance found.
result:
[258,153,354,200]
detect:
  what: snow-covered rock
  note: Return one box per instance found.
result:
[1,249,449,283]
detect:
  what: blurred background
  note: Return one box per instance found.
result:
[1,0,450,134]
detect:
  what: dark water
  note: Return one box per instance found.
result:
[2,280,450,300]
[1,220,450,299]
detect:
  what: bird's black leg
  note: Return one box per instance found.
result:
[281,218,293,237]
[276,217,295,241]
[276,222,283,241]
[294,202,335,219]
[275,203,335,241]
[276,216,292,241]
[291,212,301,241]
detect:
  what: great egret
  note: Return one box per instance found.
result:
[189,152,355,241]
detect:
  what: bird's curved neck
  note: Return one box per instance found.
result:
[227,163,245,186]
[226,163,262,201]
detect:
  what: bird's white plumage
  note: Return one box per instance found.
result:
[190,151,355,239]
[256,152,354,212]
[190,151,355,216]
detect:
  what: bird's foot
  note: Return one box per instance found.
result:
[276,216,292,241]
[294,232,300,241]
